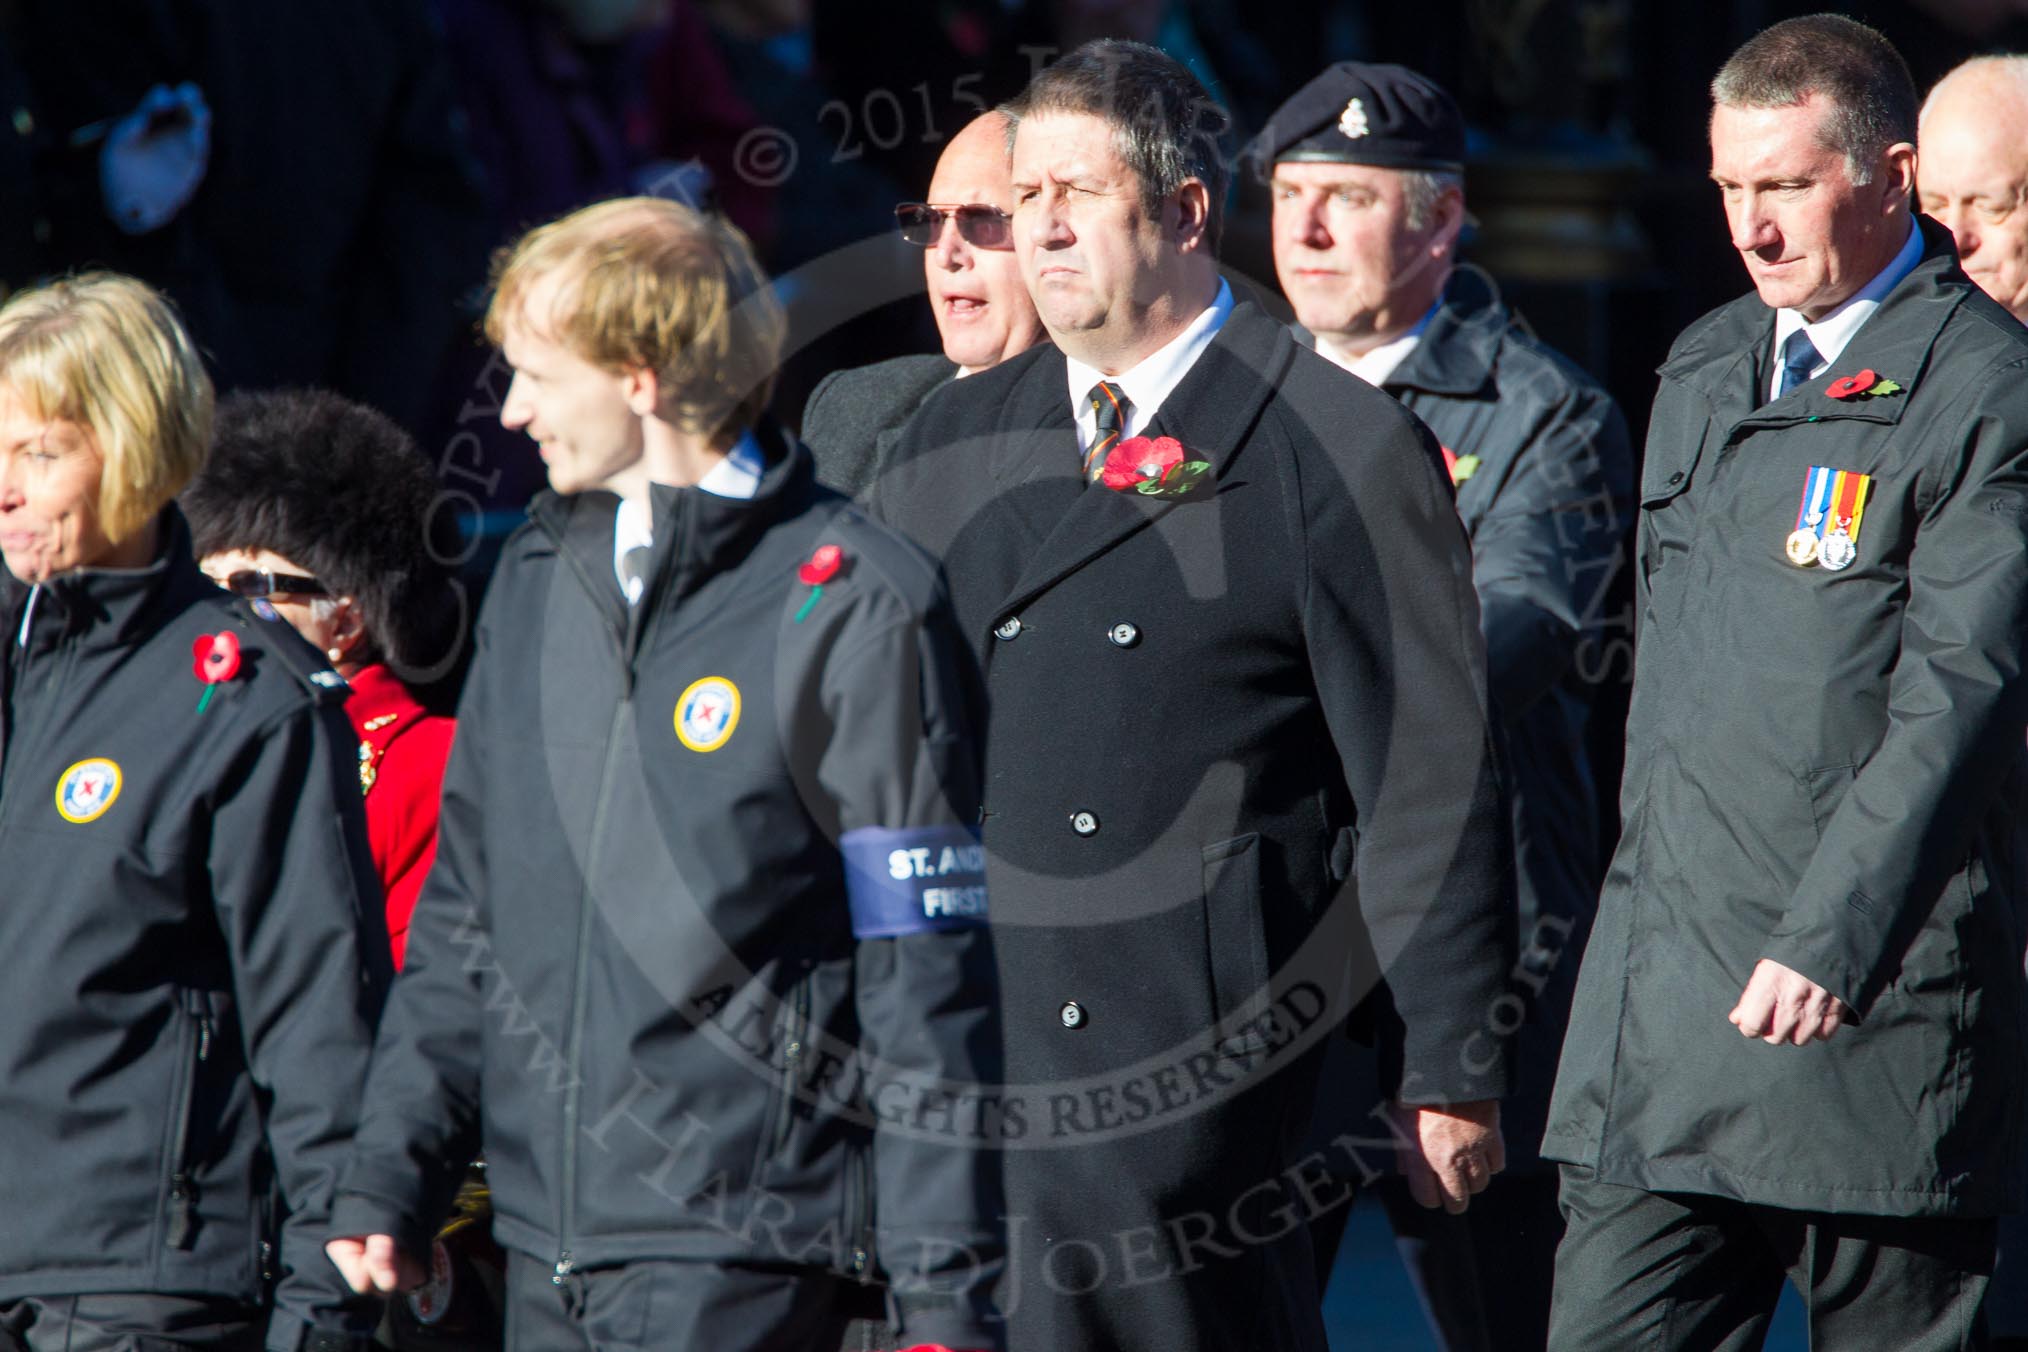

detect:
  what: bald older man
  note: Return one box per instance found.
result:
[803,112,1047,497]
[1923,60,2028,1352]
[1920,56,2028,325]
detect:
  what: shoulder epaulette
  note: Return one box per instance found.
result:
[228,599,351,705]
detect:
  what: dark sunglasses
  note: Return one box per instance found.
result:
[217,568,327,599]
[895,202,1013,250]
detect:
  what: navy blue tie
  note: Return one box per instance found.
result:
[1777,330,1822,398]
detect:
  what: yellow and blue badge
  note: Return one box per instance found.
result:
[675,676,741,753]
[1786,465,1872,571]
[55,758,123,823]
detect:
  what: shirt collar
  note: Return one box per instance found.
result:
[1316,302,1439,388]
[1066,279,1234,448]
[1769,220,1923,398]
[611,428,766,600]
[697,428,766,500]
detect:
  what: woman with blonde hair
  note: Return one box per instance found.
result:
[0,272,386,1352]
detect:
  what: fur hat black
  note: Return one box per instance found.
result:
[181,388,463,686]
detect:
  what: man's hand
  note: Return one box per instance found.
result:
[1728,957,1850,1045]
[325,1234,424,1294]
[1391,1099,1504,1214]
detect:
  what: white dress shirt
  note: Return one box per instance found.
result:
[612,429,766,603]
[1768,221,1923,401]
[1316,303,1439,388]
[1066,279,1234,455]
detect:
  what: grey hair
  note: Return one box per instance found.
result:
[1001,39,1233,252]
[1402,169,1464,230]
[1710,13,1916,186]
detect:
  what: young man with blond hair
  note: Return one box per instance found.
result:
[326,198,1002,1352]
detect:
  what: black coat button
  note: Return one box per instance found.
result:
[1059,1001,1087,1029]
[1107,622,1140,647]
[994,617,1023,640]
[1070,810,1099,836]
[1667,471,1684,485]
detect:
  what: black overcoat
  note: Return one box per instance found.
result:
[1545,221,2028,1217]
[873,300,1516,1352]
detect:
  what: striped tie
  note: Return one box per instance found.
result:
[1083,380,1129,484]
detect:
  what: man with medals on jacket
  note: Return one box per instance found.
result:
[1544,17,2028,1347]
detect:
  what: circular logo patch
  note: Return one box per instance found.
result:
[55,758,123,823]
[675,677,741,753]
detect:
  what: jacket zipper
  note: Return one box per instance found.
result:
[769,971,811,1156]
[0,620,80,828]
[555,699,629,1286]
[543,501,682,1283]
[847,1141,874,1280]
[164,989,213,1250]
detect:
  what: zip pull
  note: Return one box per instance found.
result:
[195,1015,212,1063]
[552,1251,576,1286]
[166,1173,196,1249]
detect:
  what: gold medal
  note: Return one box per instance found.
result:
[1785,528,1821,567]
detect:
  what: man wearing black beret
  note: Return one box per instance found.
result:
[1256,61,1633,1352]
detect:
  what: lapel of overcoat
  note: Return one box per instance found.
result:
[989,302,1294,618]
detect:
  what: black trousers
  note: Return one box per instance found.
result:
[1549,1166,1995,1352]
[1993,1206,2028,1346]
[504,1251,888,1352]
[1311,1171,1562,1352]
[0,1293,260,1352]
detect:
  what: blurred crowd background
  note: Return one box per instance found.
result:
[6,0,2026,558]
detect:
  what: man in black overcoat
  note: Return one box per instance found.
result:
[872,39,1517,1352]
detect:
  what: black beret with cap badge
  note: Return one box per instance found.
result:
[1248,61,1466,178]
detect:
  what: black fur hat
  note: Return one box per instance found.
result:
[182,388,463,687]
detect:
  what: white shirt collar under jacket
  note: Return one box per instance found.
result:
[1316,302,1438,389]
[1768,220,1923,401]
[1067,278,1235,452]
[611,429,766,600]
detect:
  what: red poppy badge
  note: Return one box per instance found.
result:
[1100,436,1213,498]
[192,630,242,712]
[1824,369,1902,401]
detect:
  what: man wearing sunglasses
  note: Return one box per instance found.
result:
[803,111,1045,499]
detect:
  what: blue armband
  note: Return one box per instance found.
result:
[841,824,989,938]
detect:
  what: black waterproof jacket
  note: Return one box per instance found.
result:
[0,511,387,1350]
[331,434,1002,1349]
[1376,286,1632,1159]
[1546,221,2028,1216]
